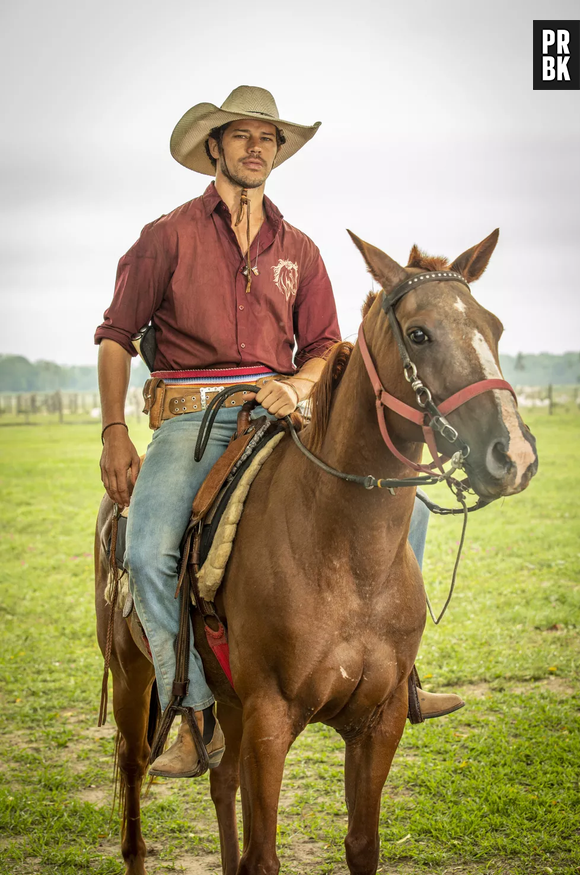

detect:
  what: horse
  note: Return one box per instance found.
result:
[95,228,538,875]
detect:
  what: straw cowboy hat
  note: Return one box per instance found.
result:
[170,85,321,175]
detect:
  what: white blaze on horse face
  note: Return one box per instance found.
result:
[471,331,535,487]
[453,297,466,313]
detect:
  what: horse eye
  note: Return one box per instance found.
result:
[408,328,429,345]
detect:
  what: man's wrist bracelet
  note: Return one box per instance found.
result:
[275,377,301,407]
[101,421,128,444]
[284,382,301,408]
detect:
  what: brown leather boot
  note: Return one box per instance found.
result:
[407,666,464,724]
[149,710,225,777]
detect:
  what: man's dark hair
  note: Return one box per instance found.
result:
[204,121,286,169]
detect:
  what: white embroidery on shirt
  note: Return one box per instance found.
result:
[271,259,299,301]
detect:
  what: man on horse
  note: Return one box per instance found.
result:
[95,85,462,779]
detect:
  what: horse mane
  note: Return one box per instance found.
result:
[406,244,452,272]
[362,290,378,318]
[307,341,354,453]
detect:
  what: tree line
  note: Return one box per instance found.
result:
[0,352,579,393]
[0,355,149,392]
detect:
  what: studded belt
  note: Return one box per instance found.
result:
[162,376,276,419]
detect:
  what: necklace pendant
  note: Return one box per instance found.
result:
[251,266,260,276]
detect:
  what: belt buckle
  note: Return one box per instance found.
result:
[200,386,225,410]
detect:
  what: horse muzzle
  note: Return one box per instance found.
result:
[465,426,538,499]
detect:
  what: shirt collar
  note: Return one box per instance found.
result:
[202,182,283,235]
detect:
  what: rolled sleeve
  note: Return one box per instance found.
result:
[94,220,175,355]
[293,249,341,369]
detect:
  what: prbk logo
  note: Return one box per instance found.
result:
[533,21,579,90]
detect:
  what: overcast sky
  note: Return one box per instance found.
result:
[1,0,578,364]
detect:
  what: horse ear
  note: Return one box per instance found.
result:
[347,230,407,290]
[450,229,500,283]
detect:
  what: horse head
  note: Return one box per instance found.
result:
[348,229,538,500]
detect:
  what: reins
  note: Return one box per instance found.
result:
[194,268,518,624]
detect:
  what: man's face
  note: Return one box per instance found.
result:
[210,119,279,189]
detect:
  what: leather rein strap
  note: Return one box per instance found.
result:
[190,269,519,626]
[195,269,517,508]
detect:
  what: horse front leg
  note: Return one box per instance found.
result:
[210,703,243,875]
[236,697,297,875]
[343,686,408,875]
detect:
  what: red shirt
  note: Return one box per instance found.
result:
[94,183,341,374]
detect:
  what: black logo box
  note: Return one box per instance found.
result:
[533,20,579,90]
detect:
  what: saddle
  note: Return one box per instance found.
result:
[107,407,284,601]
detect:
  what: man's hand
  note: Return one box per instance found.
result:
[100,424,141,507]
[252,380,300,418]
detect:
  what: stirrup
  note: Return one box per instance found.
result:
[407,666,465,724]
[407,666,425,724]
[149,703,210,777]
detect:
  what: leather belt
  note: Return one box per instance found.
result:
[162,376,276,420]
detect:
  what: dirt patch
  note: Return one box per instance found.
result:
[286,836,328,870]
[84,723,117,741]
[77,785,109,805]
[147,851,222,873]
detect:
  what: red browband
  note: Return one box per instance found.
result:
[357,323,517,475]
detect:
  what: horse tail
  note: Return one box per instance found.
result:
[308,341,354,454]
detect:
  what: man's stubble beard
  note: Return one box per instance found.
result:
[218,152,270,190]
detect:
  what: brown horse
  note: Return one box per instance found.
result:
[95,229,538,875]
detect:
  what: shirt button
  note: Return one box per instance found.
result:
[239,305,244,311]
[240,343,246,349]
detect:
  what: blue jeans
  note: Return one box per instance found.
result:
[126,409,430,712]
[125,406,244,711]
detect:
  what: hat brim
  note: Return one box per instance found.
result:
[170,102,321,175]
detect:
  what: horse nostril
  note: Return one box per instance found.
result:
[486,439,512,478]
[492,439,508,463]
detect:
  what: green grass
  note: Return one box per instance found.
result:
[0,409,579,874]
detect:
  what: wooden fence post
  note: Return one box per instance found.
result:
[56,390,64,424]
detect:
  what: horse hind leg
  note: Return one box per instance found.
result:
[111,650,156,875]
[209,703,243,875]
[343,687,408,875]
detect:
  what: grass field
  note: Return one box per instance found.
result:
[0,409,579,875]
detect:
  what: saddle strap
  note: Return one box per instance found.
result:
[98,509,120,727]
[191,422,263,520]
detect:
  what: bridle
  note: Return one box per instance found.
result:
[359,269,517,480]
